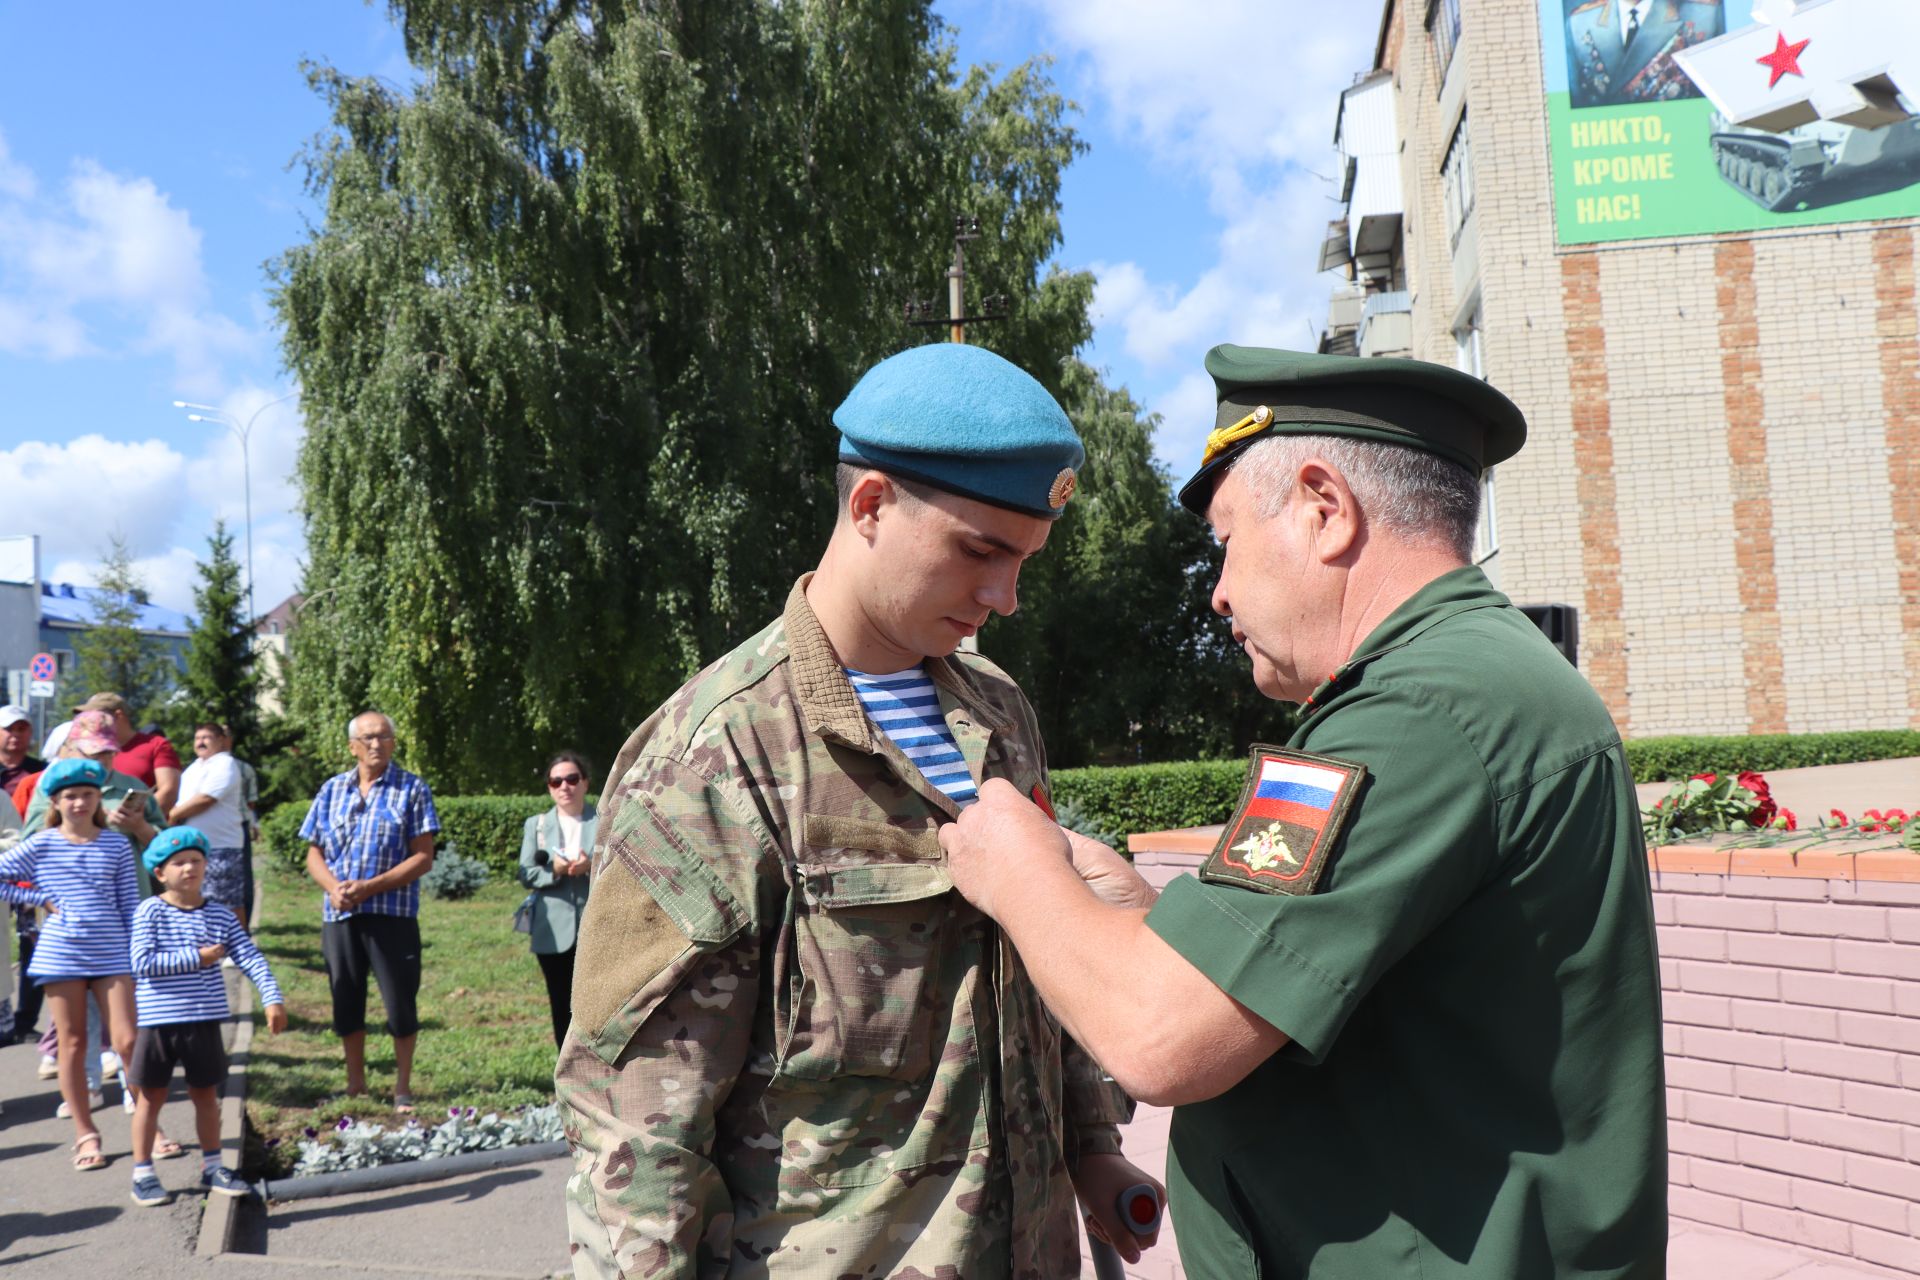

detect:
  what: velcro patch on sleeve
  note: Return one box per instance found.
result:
[1200,744,1366,896]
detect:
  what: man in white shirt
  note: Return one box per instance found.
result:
[171,723,252,928]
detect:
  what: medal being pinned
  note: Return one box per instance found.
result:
[1202,746,1365,895]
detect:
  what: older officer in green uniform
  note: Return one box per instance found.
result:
[940,346,1667,1278]
[557,342,1157,1279]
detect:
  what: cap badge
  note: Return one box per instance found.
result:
[1201,404,1274,467]
[1049,467,1078,509]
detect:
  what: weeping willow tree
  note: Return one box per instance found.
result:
[275,0,1104,791]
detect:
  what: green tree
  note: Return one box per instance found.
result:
[176,521,262,751]
[63,534,179,719]
[987,361,1299,766]
[276,0,1097,791]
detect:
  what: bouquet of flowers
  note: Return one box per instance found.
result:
[1642,772,1793,845]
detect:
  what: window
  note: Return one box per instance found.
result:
[1441,115,1476,246]
[1453,300,1497,561]
[1428,0,1462,80]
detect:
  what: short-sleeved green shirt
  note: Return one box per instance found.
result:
[1146,567,1666,1278]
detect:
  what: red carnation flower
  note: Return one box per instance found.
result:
[1829,808,1850,827]
[1691,773,1718,785]
[1774,808,1797,831]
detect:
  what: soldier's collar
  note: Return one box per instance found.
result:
[782,573,1011,746]
[1307,565,1510,704]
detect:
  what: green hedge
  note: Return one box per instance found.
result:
[1051,759,1245,838]
[259,795,574,877]
[257,731,1920,871]
[1622,731,1920,782]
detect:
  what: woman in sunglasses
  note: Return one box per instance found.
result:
[517,752,597,1048]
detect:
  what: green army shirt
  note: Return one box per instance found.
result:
[1146,567,1666,1278]
[558,576,1130,1280]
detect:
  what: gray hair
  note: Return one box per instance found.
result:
[1229,434,1480,560]
[347,711,393,742]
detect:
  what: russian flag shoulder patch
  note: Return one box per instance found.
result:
[1201,744,1366,896]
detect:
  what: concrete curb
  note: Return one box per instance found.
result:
[196,860,265,1259]
[255,1139,569,1202]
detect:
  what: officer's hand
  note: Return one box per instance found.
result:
[940,778,1069,918]
[1072,1152,1166,1265]
[1062,829,1158,911]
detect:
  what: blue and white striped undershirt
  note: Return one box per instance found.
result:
[846,667,979,807]
[131,896,284,1025]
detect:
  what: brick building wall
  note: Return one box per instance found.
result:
[1654,855,1920,1274]
[1378,0,1920,738]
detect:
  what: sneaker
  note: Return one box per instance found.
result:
[130,1173,170,1207]
[36,1054,58,1080]
[55,1089,106,1119]
[201,1166,249,1198]
[120,1072,136,1115]
[99,1050,122,1076]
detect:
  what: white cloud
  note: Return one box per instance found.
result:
[1015,0,1374,464]
[0,147,258,385]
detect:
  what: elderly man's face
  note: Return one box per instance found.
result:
[1207,466,1329,704]
[350,715,397,771]
[193,727,228,758]
[1,720,29,759]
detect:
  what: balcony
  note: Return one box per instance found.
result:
[1357,289,1412,358]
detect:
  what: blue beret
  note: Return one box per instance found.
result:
[40,758,109,798]
[834,344,1085,520]
[143,826,210,876]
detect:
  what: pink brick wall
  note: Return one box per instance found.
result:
[1654,870,1920,1272]
[1132,844,1920,1273]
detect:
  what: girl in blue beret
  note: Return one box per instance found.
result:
[0,758,142,1171]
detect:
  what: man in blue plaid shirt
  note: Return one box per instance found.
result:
[300,711,440,1110]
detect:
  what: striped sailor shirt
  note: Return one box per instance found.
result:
[131,896,283,1025]
[0,828,140,978]
[847,666,979,807]
[299,763,441,921]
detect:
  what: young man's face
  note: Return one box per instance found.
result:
[154,847,207,894]
[860,481,1052,662]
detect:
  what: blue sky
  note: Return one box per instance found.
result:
[0,0,1374,615]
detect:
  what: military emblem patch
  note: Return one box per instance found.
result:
[1201,745,1365,895]
[1049,467,1078,509]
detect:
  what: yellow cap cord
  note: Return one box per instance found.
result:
[1200,405,1274,467]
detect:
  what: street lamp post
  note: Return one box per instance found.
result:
[172,391,298,626]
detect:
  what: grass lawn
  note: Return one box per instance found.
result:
[242,860,558,1175]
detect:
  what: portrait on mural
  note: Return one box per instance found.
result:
[1565,0,1726,108]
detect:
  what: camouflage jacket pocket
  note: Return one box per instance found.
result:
[780,852,953,1083]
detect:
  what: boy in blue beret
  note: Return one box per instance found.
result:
[126,825,287,1207]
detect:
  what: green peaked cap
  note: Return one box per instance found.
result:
[1177,345,1529,517]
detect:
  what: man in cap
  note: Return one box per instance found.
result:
[939,346,1667,1277]
[0,706,43,798]
[558,342,1156,1279]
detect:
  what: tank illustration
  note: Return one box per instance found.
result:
[1709,113,1920,211]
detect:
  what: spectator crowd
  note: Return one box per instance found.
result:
[1,691,597,1204]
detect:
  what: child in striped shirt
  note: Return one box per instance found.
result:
[0,758,140,1171]
[126,826,287,1207]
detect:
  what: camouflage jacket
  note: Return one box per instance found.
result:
[558,575,1131,1280]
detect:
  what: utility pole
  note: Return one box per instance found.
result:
[905,216,1009,343]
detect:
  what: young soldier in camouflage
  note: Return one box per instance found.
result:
[558,344,1159,1279]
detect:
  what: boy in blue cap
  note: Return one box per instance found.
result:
[127,825,288,1207]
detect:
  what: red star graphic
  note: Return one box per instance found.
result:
[1756,31,1810,88]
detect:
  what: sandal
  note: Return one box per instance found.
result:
[71,1132,106,1171]
[153,1132,185,1160]
[393,1094,415,1116]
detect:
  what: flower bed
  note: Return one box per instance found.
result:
[286,1103,565,1176]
